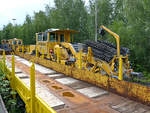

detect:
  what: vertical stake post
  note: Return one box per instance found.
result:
[47,46,50,59]
[12,45,16,51]
[3,50,6,64]
[12,45,14,51]
[30,63,35,113]
[18,45,20,52]
[79,50,82,69]
[15,45,16,51]
[57,47,60,64]
[3,50,6,72]
[87,47,92,63]
[11,54,15,89]
[28,46,30,55]
[36,47,38,57]
[22,45,24,53]
[119,55,123,80]
[42,49,44,59]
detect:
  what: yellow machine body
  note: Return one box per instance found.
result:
[8,38,23,46]
[1,39,9,45]
[2,26,149,110]
[35,29,78,55]
[30,26,132,80]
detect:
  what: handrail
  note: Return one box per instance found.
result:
[2,52,56,113]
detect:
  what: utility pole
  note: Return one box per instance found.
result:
[95,0,98,42]
[12,18,16,26]
[12,19,16,37]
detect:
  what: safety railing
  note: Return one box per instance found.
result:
[2,51,56,113]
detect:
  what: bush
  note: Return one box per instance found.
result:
[0,62,25,113]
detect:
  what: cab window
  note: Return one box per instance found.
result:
[43,33,47,41]
[71,34,74,43]
[50,33,55,42]
[18,40,22,45]
[60,34,64,42]
[38,34,42,41]
[13,41,17,45]
[56,34,58,41]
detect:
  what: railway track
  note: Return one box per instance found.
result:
[5,55,150,113]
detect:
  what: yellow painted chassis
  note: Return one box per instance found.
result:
[15,51,150,106]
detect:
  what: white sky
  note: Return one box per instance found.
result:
[0,0,89,29]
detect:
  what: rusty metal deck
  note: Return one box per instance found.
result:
[6,55,150,113]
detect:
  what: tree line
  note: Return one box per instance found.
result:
[0,0,150,74]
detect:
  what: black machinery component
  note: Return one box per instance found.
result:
[84,40,129,62]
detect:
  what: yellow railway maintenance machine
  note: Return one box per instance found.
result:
[5,26,149,109]
[32,27,134,80]
[0,40,10,54]
[8,38,23,51]
[1,39,9,48]
[35,29,79,61]
[9,38,23,46]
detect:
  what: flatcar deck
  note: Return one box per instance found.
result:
[5,55,150,113]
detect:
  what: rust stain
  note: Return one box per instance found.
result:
[52,85,63,90]
[42,79,51,83]
[62,92,75,97]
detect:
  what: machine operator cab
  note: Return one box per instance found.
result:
[36,28,79,54]
[1,39,9,50]
[9,38,23,46]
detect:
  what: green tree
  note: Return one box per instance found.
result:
[110,0,150,72]
[33,11,49,32]
[2,23,14,40]
[22,15,35,44]
[48,0,89,41]
[88,0,113,40]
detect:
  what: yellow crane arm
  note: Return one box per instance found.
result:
[100,25,123,80]
[100,25,120,57]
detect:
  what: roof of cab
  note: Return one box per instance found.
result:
[45,28,79,33]
[8,38,22,41]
